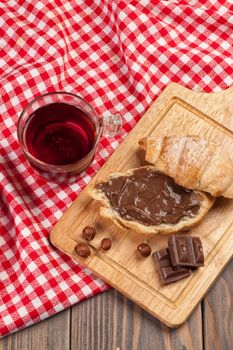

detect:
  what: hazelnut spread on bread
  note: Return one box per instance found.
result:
[96,168,200,226]
[88,166,214,235]
[87,135,226,235]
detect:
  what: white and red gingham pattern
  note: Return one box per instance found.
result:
[1,0,233,337]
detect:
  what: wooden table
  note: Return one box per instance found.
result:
[0,259,232,350]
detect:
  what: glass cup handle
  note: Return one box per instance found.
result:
[102,113,122,136]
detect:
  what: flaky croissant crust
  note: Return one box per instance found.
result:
[139,135,233,198]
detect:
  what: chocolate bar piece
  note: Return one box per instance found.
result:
[153,248,192,285]
[168,236,204,267]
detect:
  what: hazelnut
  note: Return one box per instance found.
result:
[82,226,96,241]
[137,243,151,257]
[101,238,112,251]
[75,243,91,258]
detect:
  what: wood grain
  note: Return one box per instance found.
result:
[203,259,233,350]
[50,83,233,327]
[0,289,203,350]
[0,309,70,350]
[71,289,203,350]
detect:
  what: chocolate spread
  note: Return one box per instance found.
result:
[96,168,200,226]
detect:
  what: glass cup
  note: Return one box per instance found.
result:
[17,92,121,178]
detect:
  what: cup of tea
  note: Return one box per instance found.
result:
[17,92,121,177]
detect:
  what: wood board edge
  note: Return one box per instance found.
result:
[50,225,233,328]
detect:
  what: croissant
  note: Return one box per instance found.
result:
[139,135,233,198]
[88,166,215,236]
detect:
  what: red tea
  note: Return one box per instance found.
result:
[24,103,96,165]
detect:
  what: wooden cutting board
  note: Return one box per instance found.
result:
[50,83,233,327]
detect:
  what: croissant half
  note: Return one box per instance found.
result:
[139,136,233,198]
[88,166,215,236]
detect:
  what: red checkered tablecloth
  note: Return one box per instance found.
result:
[1,0,233,337]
